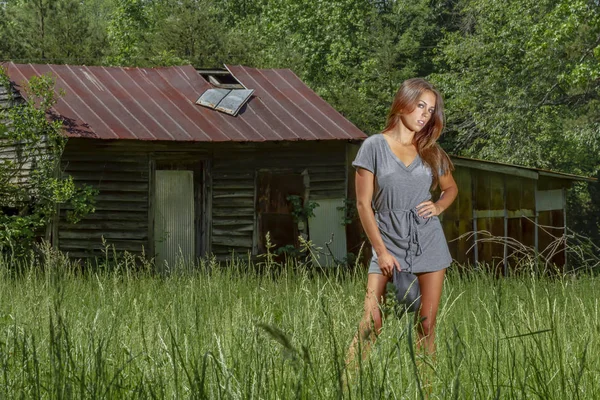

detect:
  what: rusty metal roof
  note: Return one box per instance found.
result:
[4,62,367,142]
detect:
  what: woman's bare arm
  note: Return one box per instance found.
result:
[416,170,459,218]
[435,171,458,213]
[355,167,400,274]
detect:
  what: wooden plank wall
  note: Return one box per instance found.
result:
[506,176,536,269]
[474,171,506,272]
[59,142,150,260]
[59,139,347,262]
[51,137,577,269]
[210,142,347,259]
[439,166,474,266]
[0,84,21,108]
[537,210,565,268]
[536,176,567,269]
[446,168,568,273]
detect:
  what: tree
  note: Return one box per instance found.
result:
[0,0,109,64]
[0,67,96,255]
[150,0,234,68]
[431,0,600,173]
[326,0,452,134]
[218,0,450,134]
[431,0,600,242]
[105,0,151,66]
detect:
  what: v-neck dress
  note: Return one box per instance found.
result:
[352,134,452,274]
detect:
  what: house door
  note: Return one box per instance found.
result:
[154,169,196,272]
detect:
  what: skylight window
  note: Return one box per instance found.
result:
[196,88,254,117]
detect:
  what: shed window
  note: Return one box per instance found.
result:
[255,171,305,256]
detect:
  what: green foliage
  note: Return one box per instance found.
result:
[286,194,319,223]
[337,197,358,226]
[0,0,107,64]
[0,67,97,255]
[149,0,236,68]
[274,243,303,258]
[430,0,600,239]
[220,0,447,134]
[431,0,600,170]
[105,0,151,66]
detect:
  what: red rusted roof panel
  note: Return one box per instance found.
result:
[5,62,367,142]
[226,65,366,140]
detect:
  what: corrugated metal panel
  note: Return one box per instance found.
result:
[154,170,195,271]
[536,189,563,211]
[226,65,364,141]
[5,62,368,143]
[308,198,347,267]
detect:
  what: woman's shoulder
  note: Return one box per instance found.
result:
[365,133,384,142]
[359,133,384,148]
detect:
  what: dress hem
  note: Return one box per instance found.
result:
[367,261,451,275]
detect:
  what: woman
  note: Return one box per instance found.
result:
[347,78,458,364]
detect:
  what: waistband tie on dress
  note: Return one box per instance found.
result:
[375,208,423,272]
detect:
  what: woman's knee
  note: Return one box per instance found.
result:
[359,311,382,339]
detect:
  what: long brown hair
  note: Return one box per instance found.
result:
[383,78,454,189]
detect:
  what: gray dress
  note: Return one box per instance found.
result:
[352,134,452,274]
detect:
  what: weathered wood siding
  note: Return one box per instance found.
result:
[210,141,347,258]
[59,141,150,260]
[441,167,570,272]
[55,138,576,269]
[438,166,474,266]
[58,139,347,262]
[0,84,21,108]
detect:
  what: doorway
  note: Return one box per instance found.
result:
[152,160,203,272]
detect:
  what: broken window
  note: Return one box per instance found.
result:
[255,171,306,258]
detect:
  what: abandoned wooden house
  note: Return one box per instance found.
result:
[2,62,366,269]
[1,62,595,273]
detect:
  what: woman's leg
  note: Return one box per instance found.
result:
[415,269,446,354]
[345,273,390,367]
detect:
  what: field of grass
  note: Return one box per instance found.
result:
[0,249,598,399]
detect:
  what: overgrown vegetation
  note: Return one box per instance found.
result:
[0,244,597,398]
[0,67,96,256]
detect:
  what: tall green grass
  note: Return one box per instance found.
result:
[0,248,597,399]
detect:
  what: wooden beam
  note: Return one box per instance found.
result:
[204,160,213,257]
[473,209,535,219]
[252,170,258,256]
[453,158,539,180]
[148,157,156,263]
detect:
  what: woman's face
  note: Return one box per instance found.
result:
[399,90,437,132]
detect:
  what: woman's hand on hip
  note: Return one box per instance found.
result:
[416,201,441,218]
[378,251,401,277]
